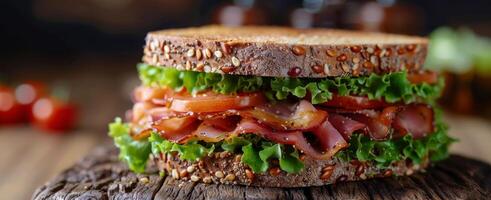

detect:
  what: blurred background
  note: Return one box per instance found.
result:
[0,0,490,199]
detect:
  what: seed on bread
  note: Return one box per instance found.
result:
[350,46,361,53]
[336,175,348,183]
[231,57,240,67]
[221,43,232,55]
[342,64,350,72]
[203,176,212,183]
[179,169,188,178]
[352,57,360,63]
[214,50,223,58]
[221,66,235,73]
[163,45,170,53]
[292,46,305,56]
[326,49,336,57]
[245,169,254,180]
[269,167,281,176]
[336,54,347,62]
[190,175,200,182]
[186,166,196,173]
[196,63,205,71]
[171,169,179,179]
[203,48,212,58]
[196,49,202,60]
[311,64,323,74]
[186,48,195,57]
[215,171,224,178]
[225,174,236,181]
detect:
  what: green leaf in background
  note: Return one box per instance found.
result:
[426,27,491,74]
[138,64,443,104]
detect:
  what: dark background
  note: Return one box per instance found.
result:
[1,0,490,62]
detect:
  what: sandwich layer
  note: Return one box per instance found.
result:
[153,150,428,187]
[143,26,428,78]
[108,65,454,187]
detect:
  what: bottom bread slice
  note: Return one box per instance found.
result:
[153,151,429,187]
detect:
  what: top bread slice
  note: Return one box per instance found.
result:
[142,25,428,77]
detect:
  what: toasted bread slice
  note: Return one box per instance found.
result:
[154,152,428,187]
[143,26,428,77]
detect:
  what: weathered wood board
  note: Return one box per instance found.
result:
[32,146,491,200]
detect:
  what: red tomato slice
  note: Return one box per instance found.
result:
[170,92,266,113]
[407,71,438,84]
[321,94,389,110]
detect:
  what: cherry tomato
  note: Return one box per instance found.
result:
[32,97,77,133]
[15,81,46,121]
[15,81,46,106]
[0,85,24,124]
[170,92,266,113]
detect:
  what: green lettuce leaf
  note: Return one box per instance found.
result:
[108,118,151,173]
[138,64,443,104]
[339,120,456,168]
[149,132,215,162]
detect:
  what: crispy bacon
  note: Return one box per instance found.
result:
[232,119,345,159]
[321,94,389,110]
[151,116,199,143]
[393,104,434,139]
[309,118,348,158]
[242,100,327,131]
[327,113,366,140]
[131,86,437,159]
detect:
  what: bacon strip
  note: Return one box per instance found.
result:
[328,113,366,140]
[131,86,437,159]
[232,119,346,159]
[242,100,327,131]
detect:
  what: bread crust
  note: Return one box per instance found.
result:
[143,26,428,78]
[153,152,429,187]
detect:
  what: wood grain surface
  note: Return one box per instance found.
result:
[31,145,491,200]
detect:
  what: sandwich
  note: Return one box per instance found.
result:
[108,26,455,187]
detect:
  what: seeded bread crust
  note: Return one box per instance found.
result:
[153,152,429,187]
[143,26,428,78]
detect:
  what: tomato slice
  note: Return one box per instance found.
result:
[407,71,438,84]
[321,94,389,110]
[170,92,266,113]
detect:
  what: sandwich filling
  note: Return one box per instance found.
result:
[109,64,454,173]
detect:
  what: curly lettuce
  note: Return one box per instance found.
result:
[108,118,151,173]
[336,119,456,168]
[138,64,443,104]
